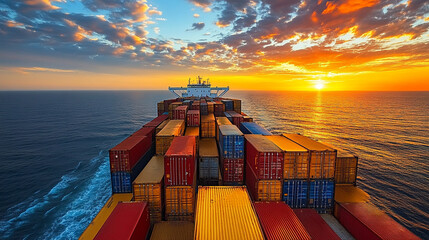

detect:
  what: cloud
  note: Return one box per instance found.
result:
[193,13,200,18]
[190,22,205,30]
[15,67,76,74]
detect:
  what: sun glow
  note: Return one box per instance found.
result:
[314,80,325,90]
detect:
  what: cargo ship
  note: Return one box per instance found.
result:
[79,78,421,240]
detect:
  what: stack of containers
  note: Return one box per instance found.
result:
[293,208,341,240]
[253,202,311,240]
[164,136,196,221]
[186,110,200,127]
[198,138,220,185]
[194,186,265,240]
[110,135,153,193]
[168,102,182,119]
[320,142,358,185]
[283,134,336,213]
[163,99,177,114]
[200,114,215,138]
[221,99,234,111]
[155,120,170,134]
[225,111,244,127]
[94,202,150,240]
[184,126,199,153]
[240,122,272,135]
[266,135,309,208]
[215,117,232,141]
[191,101,200,110]
[200,102,208,115]
[172,105,188,120]
[150,221,194,240]
[133,155,164,223]
[245,135,283,201]
[218,125,244,184]
[182,100,192,108]
[207,102,214,114]
[213,101,225,117]
[231,99,241,113]
[157,101,164,116]
[156,120,185,155]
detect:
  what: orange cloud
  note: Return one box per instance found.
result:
[323,0,379,15]
[216,21,229,28]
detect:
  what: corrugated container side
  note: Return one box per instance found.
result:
[245,135,283,180]
[110,135,152,172]
[191,102,200,111]
[144,114,169,128]
[319,142,358,185]
[157,101,164,116]
[173,105,188,120]
[200,114,215,138]
[215,117,232,141]
[221,100,234,111]
[132,126,156,141]
[226,111,244,127]
[232,99,241,113]
[194,186,265,240]
[164,136,196,186]
[219,125,244,159]
[213,101,225,117]
[207,102,214,113]
[200,102,208,115]
[221,158,244,183]
[156,120,185,155]
[253,202,311,240]
[336,202,420,240]
[169,102,182,119]
[187,110,200,127]
[198,138,219,180]
[165,186,195,221]
[283,179,308,208]
[150,221,194,240]
[94,202,150,240]
[240,122,272,135]
[163,99,177,114]
[246,164,282,201]
[308,179,334,213]
[155,120,170,134]
[79,194,133,240]
[293,209,341,240]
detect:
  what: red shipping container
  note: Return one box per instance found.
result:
[191,102,200,110]
[293,208,341,240]
[164,136,196,186]
[173,105,188,120]
[132,126,155,140]
[254,202,311,240]
[214,101,225,117]
[110,135,152,172]
[187,110,200,127]
[94,202,150,240]
[226,111,244,126]
[143,114,168,128]
[163,99,177,113]
[222,158,244,183]
[245,135,283,179]
[336,202,420,240]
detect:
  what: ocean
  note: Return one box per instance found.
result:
[0,91,427,239]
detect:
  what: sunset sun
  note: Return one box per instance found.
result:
[314,80,325,90]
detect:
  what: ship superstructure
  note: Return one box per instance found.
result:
[168,76,229,98]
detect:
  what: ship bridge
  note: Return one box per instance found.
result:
[169,76,229,98]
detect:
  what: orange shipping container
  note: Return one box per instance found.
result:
[283,134,336,179]
[246,165,282,201]
[156,120,185,155]
[266,135,309,179]
[320,142,358,185]
[133,156,164,223]
[207,102,214,113]
[156,120,170,134]
[150,221,194,240]
[165,186,195,221]
[200,114,215,138]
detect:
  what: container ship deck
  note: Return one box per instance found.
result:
[79,79,420,240]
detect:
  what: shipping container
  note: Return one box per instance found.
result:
[207,102,214,113]
[200,102,208,115]
[283,179,308,208]
[157,101,165,116]
[320,142,358,185]
[198,138,219,180]
[133,155,164,223]
[169,102,182,119]
[191,102,200,111]
[164,136,196,186]
[173,105,188,120]
[194,186,264,240]
[164,99,177,114]
[308,179,334,213]
[165,186,195,221]
[231,99,241,113]
[156,120,170,134]
[243,116,253,122]
[336,202,420,240]
[221,99,234,111]
[215,116,232,141]
[187,110,200,127]
[213,101,225,117]
[283,134,336,179]
[221,158,244,183]
[240,122,272,135]
[79,193,133,240]
[245,135,283,179]
[200,114,215,138]
[253,202,311,240]
[144,114,169,128]
[293,209,341,240]
[185,126,200,152]
[334,185,369,203]
[225,111,244,127]
[132,126,156,142]
[94,202,150,240]
[156,120,185,155]
[319,214,355,240]
[218,125,244,159]
[110,135,152,172]
[266,135,309,179]
[150,221,194,240]
[246,165,282,201]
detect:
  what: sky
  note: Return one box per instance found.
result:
[0,0,428,90]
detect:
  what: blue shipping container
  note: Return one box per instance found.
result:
[308,179,334,212]
[221,100,234,111]
[219,125,244,159]
[239,122,272,135]
[223,111,232,123]
[283,180,308,208]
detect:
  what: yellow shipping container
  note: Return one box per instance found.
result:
[334,185,370,218]
[156,120,170,134]
[156,120,185,155]
[320,142,358,185]
[165,186,195,221]
[194,186,264,240]
[133,155,164,223]
[255,180,282,201]
[200,114,215,138]
[150,221,194,240]
[283,134,336,179]
[215,117,232,141]
[266,135,309,179]
[79,193,133,240]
